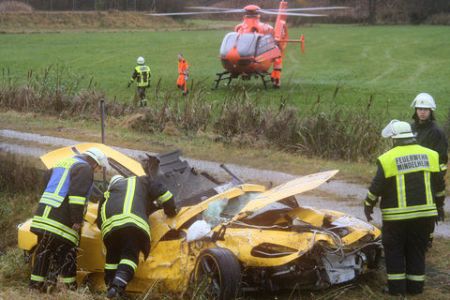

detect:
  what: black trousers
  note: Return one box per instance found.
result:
[29,232,77,290]
[382,217,434,295]
[136,87,148,106]
[103,227,146,289]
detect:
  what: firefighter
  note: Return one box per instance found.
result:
[98,174,177,299]
[364,120,446,296]
[128,56,151,107]
[410,92,448,172]
[177,53,189,95]
[410,92,448,247]
[29,147,109,292]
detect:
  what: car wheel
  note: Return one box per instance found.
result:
[193,248,241,300]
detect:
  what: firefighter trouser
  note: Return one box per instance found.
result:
[135,87,148,106]
[29,232,77,290]
[382,218,434,295]
[103,227,144,290]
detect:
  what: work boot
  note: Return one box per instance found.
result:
[107,285,126,299]
[139,99,148,107]
[382,286,405,297]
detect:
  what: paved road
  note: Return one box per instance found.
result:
[1,129,449,237]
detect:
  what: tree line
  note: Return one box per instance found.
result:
[1,0,448,24]
[0,0,187,12]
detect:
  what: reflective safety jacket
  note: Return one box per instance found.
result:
[365,144,446,221]
[31,155,94,246]
[98,176,176,257]
[130,65,151,87]
[178,59,189,75]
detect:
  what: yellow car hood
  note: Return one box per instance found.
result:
[40,143,146,176]
[232,170,339,221]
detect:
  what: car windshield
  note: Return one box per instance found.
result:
[202,192,261,227]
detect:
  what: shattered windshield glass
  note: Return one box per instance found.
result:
[202,192,262,227]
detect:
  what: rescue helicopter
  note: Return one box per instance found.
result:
[150,1,347,89]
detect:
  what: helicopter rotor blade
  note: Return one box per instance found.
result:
[266,6,348,12]
[186,6,235,11]
[148,9,243,16]
[260,10,327,17]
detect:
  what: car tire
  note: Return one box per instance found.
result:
[193,247,241,300]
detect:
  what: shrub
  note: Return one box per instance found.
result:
[1,66,384,161]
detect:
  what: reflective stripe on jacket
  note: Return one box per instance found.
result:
[368,144,443,221]
[39,157,88,208]
[100,176,173,239]
[131,65,151,87]
[31,206,79,245]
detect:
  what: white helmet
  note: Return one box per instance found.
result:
[108,174,124,190]
[84,147,109,169]
[381,120,415,139]
[137,56,145,65]
[410,93,436,111]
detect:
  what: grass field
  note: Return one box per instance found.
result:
[1,24,450,121]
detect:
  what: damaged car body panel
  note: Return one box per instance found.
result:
[17,144,382,296]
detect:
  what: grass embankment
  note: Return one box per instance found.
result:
[0,24,449,120]
[0,110,376,182]
[1,24,449,164]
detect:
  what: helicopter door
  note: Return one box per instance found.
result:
[220,32,260,58]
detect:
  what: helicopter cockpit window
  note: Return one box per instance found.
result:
[256,34,276,56]
[236,33,259,57]
[220,32,237,57]
[219,32,260,58]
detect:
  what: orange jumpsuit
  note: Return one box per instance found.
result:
[177,59,189,94]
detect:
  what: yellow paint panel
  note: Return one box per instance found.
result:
[17,219,37,251]
[234,170,339,220]
[288,207,325,226]
[40,143,146,176]
[216,228,334,267]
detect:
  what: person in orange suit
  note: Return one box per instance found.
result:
[177,53,189,96]
[271,57,282,88]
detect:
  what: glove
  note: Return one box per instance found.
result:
[72,223,82,235]
[364,204,374,222]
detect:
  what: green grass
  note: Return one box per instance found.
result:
[1,24,450,121]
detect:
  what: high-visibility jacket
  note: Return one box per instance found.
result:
[98,176,175,258]
[130,65,151,87]
[178,59,189,75]
[366,144,445,221]
[31,156,94,246]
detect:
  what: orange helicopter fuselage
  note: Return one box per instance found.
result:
[220,7,282,77]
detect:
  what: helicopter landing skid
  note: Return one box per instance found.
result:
[213,71,271,89]
[213,71,233,89]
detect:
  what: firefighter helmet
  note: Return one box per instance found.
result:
[137,56,145,65]
[381,120,415,139]
[410,93,436,111]
[84,147,109,169]
[108,175,124,190]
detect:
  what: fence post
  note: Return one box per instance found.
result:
[100,99,106,185]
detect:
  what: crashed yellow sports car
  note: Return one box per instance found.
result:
[18,143,382,299]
